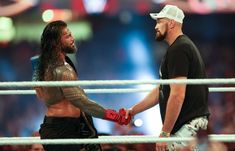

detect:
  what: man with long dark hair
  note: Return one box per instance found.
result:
[32,20,131,151]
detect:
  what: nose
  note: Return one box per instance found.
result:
[155,24,158,30]
[71,37,75,43]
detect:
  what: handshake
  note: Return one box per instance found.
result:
[104,108,132,125]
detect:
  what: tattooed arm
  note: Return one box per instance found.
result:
[64,86,106,118]
[53,64,105,118]
[53,64,132,125]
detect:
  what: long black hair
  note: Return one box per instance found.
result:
[37,20,67,81]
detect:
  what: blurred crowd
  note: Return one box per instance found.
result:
[200,41,235,151]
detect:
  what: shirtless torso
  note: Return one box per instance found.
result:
[35,58,130,124]
[35,62,104,118]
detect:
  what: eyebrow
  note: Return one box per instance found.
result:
[157,18,164,22]
[62,31,70,36]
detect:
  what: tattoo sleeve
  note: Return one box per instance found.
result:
[54,66,106,119]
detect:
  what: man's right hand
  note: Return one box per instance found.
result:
[125,108,134,120]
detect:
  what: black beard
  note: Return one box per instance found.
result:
[62,45,77,54]
[156,25,168,41]
[156,31,166,41]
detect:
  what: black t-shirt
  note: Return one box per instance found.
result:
[159,35,210,134]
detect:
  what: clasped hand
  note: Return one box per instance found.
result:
[117,108,132,125]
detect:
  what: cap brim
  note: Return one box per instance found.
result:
[150,13,158,20]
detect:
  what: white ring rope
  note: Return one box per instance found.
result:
[0,80,234,146]
[0,78,235,87]
[0,87,235,95]
[0,135,234,145]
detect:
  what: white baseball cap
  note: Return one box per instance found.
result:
[150,5,185,23]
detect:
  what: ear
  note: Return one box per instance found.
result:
[168,20,175,29]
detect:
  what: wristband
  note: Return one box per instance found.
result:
[160,130,170,137]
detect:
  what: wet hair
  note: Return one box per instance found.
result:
[37,20,67,81]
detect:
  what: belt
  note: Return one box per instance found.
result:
[43,116,80,124]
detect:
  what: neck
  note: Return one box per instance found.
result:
[58,51,66,63]
[166,28,183,46]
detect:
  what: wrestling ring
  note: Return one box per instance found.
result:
[0,78,235,145]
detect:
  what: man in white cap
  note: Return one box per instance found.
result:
[126,5,210,151]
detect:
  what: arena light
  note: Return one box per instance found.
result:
[42,9,72,23]
[152,0,165,3]
[133,118,143,127]
[0,17,11,30]
[42,9,54,22]
[83,0,107,14]
[0,17,15,42]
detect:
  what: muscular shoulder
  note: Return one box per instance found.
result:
[53,63,77,81]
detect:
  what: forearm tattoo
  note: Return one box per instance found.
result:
[63,86,105,118]
[57,65,106,119]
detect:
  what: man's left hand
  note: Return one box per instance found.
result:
[156,131,170,151]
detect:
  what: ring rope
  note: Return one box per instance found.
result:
[0,78,235,87]
[0,87,235,95]
[0,135,235,145]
